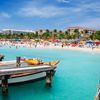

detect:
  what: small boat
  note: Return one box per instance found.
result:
[0,59,59,85]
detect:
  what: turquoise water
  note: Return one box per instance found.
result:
[0,46,100,100]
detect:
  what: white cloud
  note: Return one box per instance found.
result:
[18,6,66,18]
[17,0,100,18]
[57,0,70,3]
[0,12,11,18]
[16,0,100,29]
[73,2,100,14]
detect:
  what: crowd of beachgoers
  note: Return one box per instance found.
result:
[0,39,100,52]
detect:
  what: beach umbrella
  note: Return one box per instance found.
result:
[95,42,100,45]
[86,41,93,44]
[79,41,85,44]
[31,39,35,42]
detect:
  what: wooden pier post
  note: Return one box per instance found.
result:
[1,76,9,95]
[0,55,4,61]
[51,70,56,76]
[46,70,52,86]
[16,56,21,67]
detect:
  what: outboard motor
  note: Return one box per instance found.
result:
[0,55,4,61]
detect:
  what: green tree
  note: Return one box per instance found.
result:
[58,33,65,39]
[95,31,100,40]
[34,31,39,39]
[74,29,80,39]
[42,32,51,39]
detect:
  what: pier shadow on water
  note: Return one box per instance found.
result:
[1,93,11,100]
[0,88,10,100]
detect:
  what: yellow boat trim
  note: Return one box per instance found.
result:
[25,58,60,66]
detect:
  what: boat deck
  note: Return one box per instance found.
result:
[0,60,55,76]
[0,60,28,69]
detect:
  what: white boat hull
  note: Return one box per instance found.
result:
[0,72,46,85]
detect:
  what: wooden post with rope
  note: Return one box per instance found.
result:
[16,56,21,67]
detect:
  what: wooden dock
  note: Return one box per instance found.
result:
[0,64,54,76]
[0,57,56,95]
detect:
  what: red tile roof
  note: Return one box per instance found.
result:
[68,26,96,31]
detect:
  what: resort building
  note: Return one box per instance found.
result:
[2,29,53,35]
[0,31,3,34]
[67,26,96,37]
[2,29,35,34]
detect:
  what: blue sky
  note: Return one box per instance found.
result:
[0,0,100,30]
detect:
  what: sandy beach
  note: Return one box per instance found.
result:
[0,40,100,53]
[34,45,100,53]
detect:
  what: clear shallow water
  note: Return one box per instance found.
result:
[0,46,100,100]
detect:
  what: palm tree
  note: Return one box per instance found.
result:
[64,30,69,39]
[52,29,58,39]
[67,29,70,34]
[45,29,50,33]
[34,31,39,39]
[74,29,80,39]
[53,29,57,33]
[58,33,65,39]
[39,29,43,35]
[42,32,51,39]
[59,30,63,34]
[94,31,100,40]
